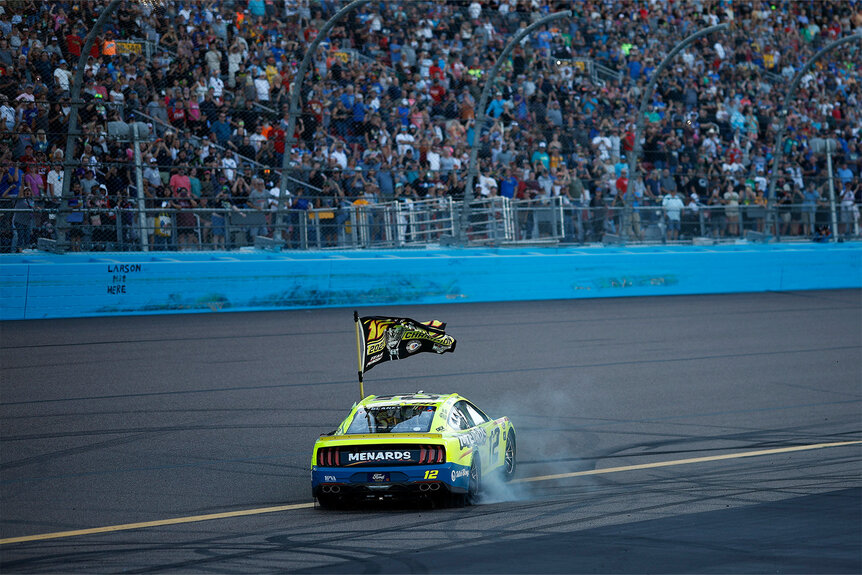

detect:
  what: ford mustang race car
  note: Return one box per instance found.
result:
[311,392,516,508]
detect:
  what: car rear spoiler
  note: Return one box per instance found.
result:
[315,433,444,445]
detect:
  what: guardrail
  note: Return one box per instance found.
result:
[1,199,857,253]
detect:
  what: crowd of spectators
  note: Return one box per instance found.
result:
[0,0,859,251]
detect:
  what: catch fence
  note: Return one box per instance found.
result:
[2,198,856,253]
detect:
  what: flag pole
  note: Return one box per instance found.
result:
[354,311,364,400]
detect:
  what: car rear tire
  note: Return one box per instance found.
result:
[316,494,339,510]
[467,456,481,505]
[503,431,517,482]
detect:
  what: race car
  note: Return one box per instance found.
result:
[311,392,516,508]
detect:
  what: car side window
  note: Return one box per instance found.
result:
[449,402,473,430]
[464,402,490,424]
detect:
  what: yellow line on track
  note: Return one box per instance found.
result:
[2,440,859,546]
[0,503,314,545]
[513,440,862,483]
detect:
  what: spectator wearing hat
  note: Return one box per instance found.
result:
[485,92,506,119]
[168,165,191,195]
[101,30,117,57]
[80,168,100,197]
[88,183,115,249]
[531,141,549,171]
[221,150,238,182]
[662,187,685,242]
[15,83,35,103]
[395,125,416,158]
[22,162,43,199]
[143,157,162,189]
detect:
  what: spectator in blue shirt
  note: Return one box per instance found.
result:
[485,92,505,119]
[211,112,232,145]
[836,162,854,186]
[499,168,518,199]
[531,142,550,171]
[802,187,821,237]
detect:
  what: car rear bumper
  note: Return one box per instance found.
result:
[311,462,470,499]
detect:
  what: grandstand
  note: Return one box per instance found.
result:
[0,0,859,252]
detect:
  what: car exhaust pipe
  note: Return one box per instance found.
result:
[321,485,331,493]
[429,483,440,491]
[330,485,341,493]
[419,483,431,491]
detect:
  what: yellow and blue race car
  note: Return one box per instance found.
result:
[311,392,516,507]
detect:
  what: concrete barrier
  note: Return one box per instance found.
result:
[1,243,860,320]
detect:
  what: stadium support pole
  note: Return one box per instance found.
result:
[56,0,125,252]
[624,23,728,242]
[825,141,839,241]
[278,0,371,207]
[354,310,365,400]
[766,34,861,242]
[459,10,572,246]
[130,123,149,251]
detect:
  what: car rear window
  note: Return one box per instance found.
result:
[346,405,437,434]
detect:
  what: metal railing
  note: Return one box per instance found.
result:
[593,62,622,86]
[4,199,855,253]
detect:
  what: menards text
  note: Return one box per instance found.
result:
[348,451,412,462]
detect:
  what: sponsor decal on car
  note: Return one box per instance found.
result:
[451,468,469,482]
[324,475,337,482]
[457,427,487,449]
[347,450,413,463]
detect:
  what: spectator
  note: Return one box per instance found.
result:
[723,182,741,237]
[1,0,855,252]
[662,188,685,242]
[12,184,35,251]
[168,166,191,195]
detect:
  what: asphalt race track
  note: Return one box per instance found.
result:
[1,290,860,574]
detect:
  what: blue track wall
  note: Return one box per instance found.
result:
[1,243,861,320]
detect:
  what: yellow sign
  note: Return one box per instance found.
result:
[116,41,143,55]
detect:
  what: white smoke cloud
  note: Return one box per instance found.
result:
[478,376,602,504]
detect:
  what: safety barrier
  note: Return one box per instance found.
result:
[1,243,860,320]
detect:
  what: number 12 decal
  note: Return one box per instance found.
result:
[490,427,500,461]
[424,469,438,479]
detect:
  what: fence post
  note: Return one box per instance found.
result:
[825,141,840,241]
[131,123,149,251]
